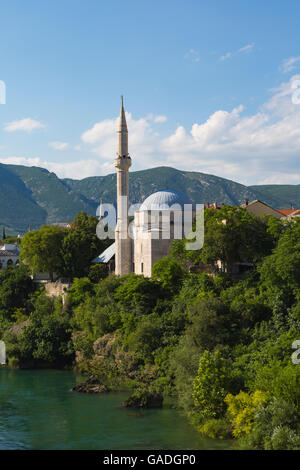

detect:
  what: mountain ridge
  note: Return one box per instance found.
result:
[0,163,299,234]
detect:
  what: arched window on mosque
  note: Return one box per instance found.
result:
[7,259,13,266]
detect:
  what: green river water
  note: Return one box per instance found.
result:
[0,369,232,450]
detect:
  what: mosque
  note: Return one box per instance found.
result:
[94,98,193,277]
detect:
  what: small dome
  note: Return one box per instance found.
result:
[139,190,193,211]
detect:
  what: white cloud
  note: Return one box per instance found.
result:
[4,75,300,185]
[4,118,45,132]
[238,43,255,53]
[78,77,300,185]
[153,115,167,123]
[259,172,300,184]
[220,43,255,61]
[220,52,232,61]
[184,49,200,63]
[159,74,300,184]
[49,141,69,150]
[82,119,117,144]
[81,112,162,169]
[280,56,300,74]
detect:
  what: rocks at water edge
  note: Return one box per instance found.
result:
[72,376,109,394]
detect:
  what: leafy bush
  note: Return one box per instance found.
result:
[243,399,300,450]
[225,390,268,438]
[193,350,233,421]
[4,293,74,367]
[196,418,232,440]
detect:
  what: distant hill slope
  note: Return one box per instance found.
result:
[65,166,258,207]
[0,163,299,234]
[0,164,96,233]
[250,184,300,209]
[0,164,46,233]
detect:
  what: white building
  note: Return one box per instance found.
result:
[0,244,20,270]
[94,99,193,277]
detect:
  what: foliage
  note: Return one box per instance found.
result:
[4,205,300,450]
[152,257,185,294]
[3,292,74,367]
[20,212,111,280]
[242,399,300,450]
[253,363,300,408]
[225,390,268,438]
[186,298,236,351]
[199,206,276,267]
[126,313,162,363]
[259,220,300,308]
[114,274,163,329]
[61,212,110,278]
[88,264,109,283]
[196,418,232,440]
[67,277,94,308]
[193,351,233,421]
[20,225,67,280]
[0,265,34,321]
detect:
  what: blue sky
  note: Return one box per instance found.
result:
[1,0,300,184]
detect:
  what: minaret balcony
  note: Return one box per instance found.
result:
[114,155,132,169]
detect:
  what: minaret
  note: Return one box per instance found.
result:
[99,199,104,220]
[114,96,132,275]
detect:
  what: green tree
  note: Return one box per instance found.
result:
[199,206,275,269]
[152,257,185,294]
[88,264,109,283]
[193,350,232,420]
[3,292,74,367]
[0,265,34,320]
[66,277,94,308]
[114,274,163,316]
[186,298,236,350]
[61,212,111,278]
[259,220,300,309]
[20,225,67,281]
[126,313,162,363]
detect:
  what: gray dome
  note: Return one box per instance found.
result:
[139,190,193,211]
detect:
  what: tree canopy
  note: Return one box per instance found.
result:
[199,206,277,268]
[20,225,66,281]
[20,212,111,280]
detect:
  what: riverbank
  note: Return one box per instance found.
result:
[0,369,233,450]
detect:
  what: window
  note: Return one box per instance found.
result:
[141,263,144,273]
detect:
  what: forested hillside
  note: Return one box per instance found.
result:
[1,163,300,234]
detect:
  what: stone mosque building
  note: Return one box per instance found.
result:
[94,98,193,277]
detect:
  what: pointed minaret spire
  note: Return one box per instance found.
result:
[114,96,132,275]
[118,95,128,157]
